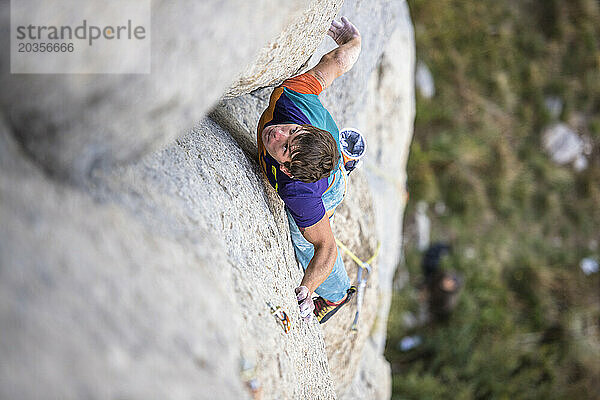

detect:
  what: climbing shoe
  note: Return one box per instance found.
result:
[313,286,356,324]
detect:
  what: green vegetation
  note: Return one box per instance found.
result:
[386,0,600,398]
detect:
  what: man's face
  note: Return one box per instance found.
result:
[262,123,302,166]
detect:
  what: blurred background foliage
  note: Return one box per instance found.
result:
[386,0,600,398]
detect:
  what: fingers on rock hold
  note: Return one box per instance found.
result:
[296,286,310,302]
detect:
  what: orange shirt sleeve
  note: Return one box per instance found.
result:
[282,73,322,95]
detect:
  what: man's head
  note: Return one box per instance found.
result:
[261,123,340,182]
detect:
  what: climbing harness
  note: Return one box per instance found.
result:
[266,302,291,334]
[335,238,381,331]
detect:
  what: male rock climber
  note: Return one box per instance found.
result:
[257,17,362,324]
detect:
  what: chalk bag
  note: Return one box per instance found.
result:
[340,127,366,174]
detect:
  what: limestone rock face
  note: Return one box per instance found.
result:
[0,1,415,399]
[0,0,306,183]
[87,119,337,400]
[225,0,344,98]
[360,12,416,353]
[308,0,409,125]
[317,2,415,397]
[0,121,248,400]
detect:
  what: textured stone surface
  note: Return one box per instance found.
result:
[339,339,392,400]
[0,0,304,183]
[87,118,338,400]
[358,0,415,356]
[308,0,408,126]
[209,87,272,159]
[0,1,415,398]
[0,121,248,400]
[323,171,380,396]
[225,0,344,98]
[323,2,415,396]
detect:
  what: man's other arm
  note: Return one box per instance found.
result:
[306,17,362,91]
[298,214,338,294]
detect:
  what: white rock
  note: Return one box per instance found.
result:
[416,61,435,99]
[416,201,431,251]
[574,155,588,172]
[0,122,249,400]
[225,0,344,97]
[542,123,584,165]
[399,335,422,351]
[580,258,599,275]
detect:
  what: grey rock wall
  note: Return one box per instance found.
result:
[0,0,311,183]
[224,0,344,98]
[315,1,415,397]
[0,120,248,400]
[360,4,416,354]
[87,119,337,400]
[0,1,415,399]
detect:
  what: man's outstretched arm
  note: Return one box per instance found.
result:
[307,17,362,90]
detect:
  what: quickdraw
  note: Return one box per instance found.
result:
[350,262,371,331]
[335,239,381,331]
[266,302,291,334]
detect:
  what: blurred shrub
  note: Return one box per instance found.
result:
[390,0,600,397]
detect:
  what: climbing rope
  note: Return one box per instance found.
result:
[335,238,380,270]
[334,238,381,331]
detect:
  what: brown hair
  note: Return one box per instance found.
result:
[283,124,340,183]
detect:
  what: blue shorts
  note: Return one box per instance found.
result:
[286,164,350,302]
